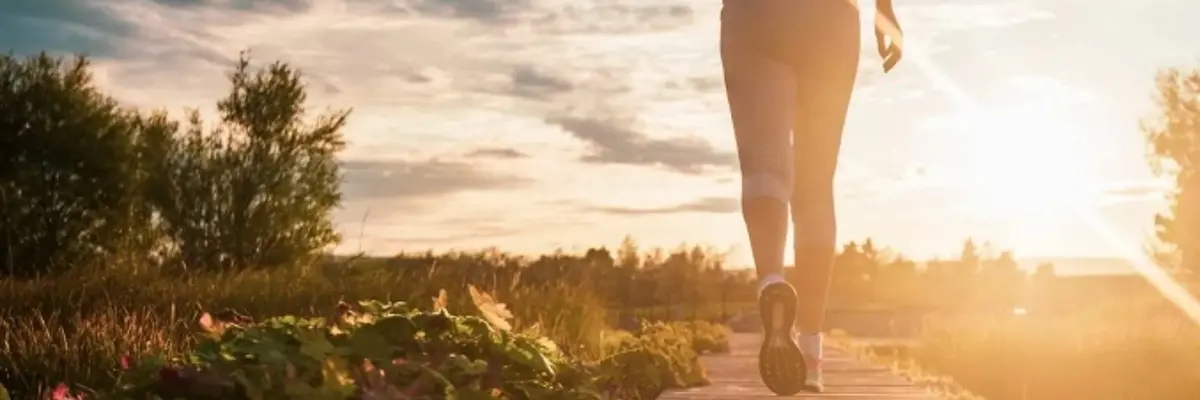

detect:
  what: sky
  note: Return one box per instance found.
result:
[3,0,1199,269]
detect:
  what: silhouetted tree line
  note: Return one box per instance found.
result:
[337,235,1058,324]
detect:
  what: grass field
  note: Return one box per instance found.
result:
[855,299,1200,400]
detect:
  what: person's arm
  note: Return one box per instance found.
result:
[876,0,900,40]
[874,0,903,72]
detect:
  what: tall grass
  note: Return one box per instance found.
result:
[0,256,616,396]
[862,301,1200,400]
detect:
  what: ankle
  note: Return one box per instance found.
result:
[757,273,787,293]
[796,333,824,359]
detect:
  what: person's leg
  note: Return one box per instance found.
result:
[788,0,862,393]
[721,3,794,282]
[720,1,806,396]
[791,1,861,337]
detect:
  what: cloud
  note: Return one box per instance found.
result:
[150,0,313,12]
[464,147,530,159]
[407,0,531,22]
[1104,181,1169,197]
[507,65,574,99]
[589,197,738,215]
[530,2,694,34]
[546,113,736,174]
[1099,180,1171,206]
[341,158,530,201]
[367,223,527,246]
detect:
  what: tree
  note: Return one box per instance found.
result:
[0,53,158,277]
[1142,67,1200,275]
[979,250,1023,308]
[1033,262,1056,280]
[582,246,618,306]
[992,250,1020,276]
[1142,67,1200,273]
[958,238,982,276]
[834,241,867,283]
[1030,262,1057,312]
[615,236,639,310]
[146,52,349,271]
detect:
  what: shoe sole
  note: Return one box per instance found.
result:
[758,282,806,396]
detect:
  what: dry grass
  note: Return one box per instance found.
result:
[845,302,1200,400]
[0,259,612,397]
[826,330,983,400]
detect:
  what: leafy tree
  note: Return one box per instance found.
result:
[1142,67,1200,274]
[145,52,349,271]
[0,53,156,277]
[617,236,640,270]
[958,238,981,276]
[833,241,866,284]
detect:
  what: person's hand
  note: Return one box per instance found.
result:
[875,3,903,73]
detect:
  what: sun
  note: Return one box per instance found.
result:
[955,108,1097,217]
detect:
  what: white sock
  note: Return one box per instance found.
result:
[797,332,823,359]
[757,272,786,295]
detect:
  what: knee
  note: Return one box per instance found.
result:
[742,172,792,204]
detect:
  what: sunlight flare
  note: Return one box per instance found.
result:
[898,37,1200,326]
[958,108,1096,215]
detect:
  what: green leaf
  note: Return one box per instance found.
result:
[296,329,336,361]
[507,338,557,377]
[452,354,488,376]
[283,380,316,398]
[346,327,393,361]
[232,370,265,400]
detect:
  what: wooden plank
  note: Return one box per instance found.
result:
[660,333,935,399]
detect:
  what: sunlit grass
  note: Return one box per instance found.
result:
[854,304,1200,400]
[0,259,616,397]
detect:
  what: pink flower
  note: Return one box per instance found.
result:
[50,383,69,400]
[119,354,133,371]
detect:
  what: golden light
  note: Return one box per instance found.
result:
[957,108,1096,216]
[895,35,1200,326]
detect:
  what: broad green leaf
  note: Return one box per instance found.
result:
[448,354,488,376]
[346,328,393,361]
[296,329,336,361]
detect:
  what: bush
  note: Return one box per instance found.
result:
[96,291,604,399]
[142,53,349,272]
[672,321,732,354]
[594,322,709,399]
[0,53,156,277]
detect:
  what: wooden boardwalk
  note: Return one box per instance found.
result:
[660,333,936,399]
